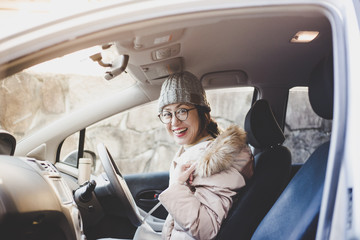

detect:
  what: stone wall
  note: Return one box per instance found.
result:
[283,90,332,163]
[0,71,134,138]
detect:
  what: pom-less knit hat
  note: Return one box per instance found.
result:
[158,71,211,112]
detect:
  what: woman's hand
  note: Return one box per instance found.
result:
[171,162,197,185]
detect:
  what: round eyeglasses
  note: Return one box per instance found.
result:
[158,108,196,124]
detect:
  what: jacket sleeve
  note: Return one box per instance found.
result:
[159,182,233,240]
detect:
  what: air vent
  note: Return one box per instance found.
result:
[38,161,58,174]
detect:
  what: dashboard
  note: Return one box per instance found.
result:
[0,155,85,240]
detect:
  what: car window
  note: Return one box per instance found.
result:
[0,45,136,142]
[59,87,254,175]
[283,87,332,164]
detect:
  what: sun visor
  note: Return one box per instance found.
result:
[201,70,248,89]
[140,57,183,85]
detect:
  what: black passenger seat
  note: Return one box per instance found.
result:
[216,99,292,240]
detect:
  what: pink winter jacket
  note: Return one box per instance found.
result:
[158,125,254,240]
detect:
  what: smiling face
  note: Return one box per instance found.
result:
[162,103,203,146]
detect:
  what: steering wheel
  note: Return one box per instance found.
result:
[97,143,142,227]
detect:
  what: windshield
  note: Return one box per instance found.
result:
[0,45,136,141]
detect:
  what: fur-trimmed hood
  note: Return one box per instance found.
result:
[196,125,250,178]
[175,125,253,180]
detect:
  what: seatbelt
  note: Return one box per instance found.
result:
[142,201,162,224]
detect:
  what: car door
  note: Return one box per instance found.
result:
[316,0,360,239]
[125,172,169,219]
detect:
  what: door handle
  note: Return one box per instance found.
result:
[137,190,162,203]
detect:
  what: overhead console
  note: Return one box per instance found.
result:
[0,156,85,240]
[114,29,185,85]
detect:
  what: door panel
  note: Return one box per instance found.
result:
[125,171,169,219]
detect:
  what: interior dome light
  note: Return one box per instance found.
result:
[290,31,319,43]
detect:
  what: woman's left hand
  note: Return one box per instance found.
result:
[171,162,197,185]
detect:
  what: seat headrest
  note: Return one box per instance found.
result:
[0,130,16,156]
[308,53,334,120]
[244,99,285,149]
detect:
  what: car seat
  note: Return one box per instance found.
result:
[251,53,333,240]
[216,99,292,240]
[0,130,16,156]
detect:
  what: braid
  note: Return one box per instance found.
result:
[207,118,220,138]
[196,106,220,138]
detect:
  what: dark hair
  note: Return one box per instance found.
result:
[196,106,220,138]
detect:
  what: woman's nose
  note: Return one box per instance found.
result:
[171,114,180,125]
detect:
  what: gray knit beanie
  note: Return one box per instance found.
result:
[158,71,211,112]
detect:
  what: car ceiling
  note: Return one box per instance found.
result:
[113,6,332,91]
[0,4,333,93]
[0,3,334,116]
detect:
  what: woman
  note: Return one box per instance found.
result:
[157,71,254,240]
